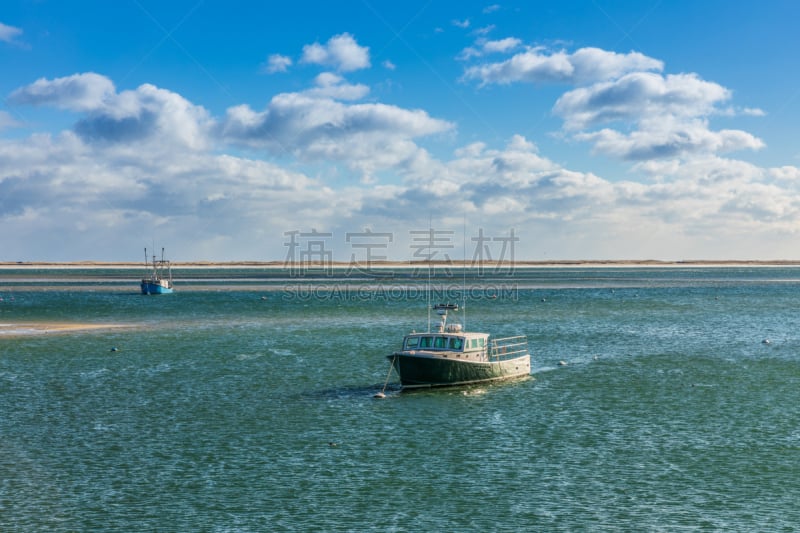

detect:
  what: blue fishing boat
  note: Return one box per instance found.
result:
[387,303,530,389]
[141,247,174,295]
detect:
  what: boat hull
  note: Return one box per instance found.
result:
[140,281,173,295]
[388,352,531,389]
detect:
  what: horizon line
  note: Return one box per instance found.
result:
[4,259,800,268]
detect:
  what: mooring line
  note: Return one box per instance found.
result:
[375,355,397,399]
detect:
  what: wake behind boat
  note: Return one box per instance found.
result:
[387,303,531,389]
[141,247,173,295]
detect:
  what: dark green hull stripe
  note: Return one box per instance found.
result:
[391,354,530,388]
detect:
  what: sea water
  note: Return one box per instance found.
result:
[1,267,799,531]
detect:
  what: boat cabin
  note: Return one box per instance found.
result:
[401,331,489,353]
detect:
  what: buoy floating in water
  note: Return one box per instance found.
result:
[374,392,386,399]
[762,339,771,345]
[110,347,119,352]
[558,360,567,366]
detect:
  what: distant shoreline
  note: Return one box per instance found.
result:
[3,260,800,269]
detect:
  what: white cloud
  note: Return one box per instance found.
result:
[220,91,453,176]
[483,37,521,54]
[0,22,22,44]
[462,44,767,168]
[301,33,370,72]
[76,84,213,151]
[303,72,370,100]
[462,46,663,85]
[387,135,616,222]
[352,133,800,260]
[576,121,764,161]
[473,25,495,36]
[452,19,470,29]
[0,111,20,130]
[1,53,796,262]
[459,37,522,60]
[9,73,214,151]
[741,107,766,117]
[0,127,340,260]
[769,166,800,182]
[9,72,116,112]
[554,72,730,130]
[1,111,798,261]
[554,72,764,161]
[263,53,292,73]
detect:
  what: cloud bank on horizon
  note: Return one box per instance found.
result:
[1,2,800,262]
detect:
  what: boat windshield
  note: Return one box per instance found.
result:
[404,335,465,351]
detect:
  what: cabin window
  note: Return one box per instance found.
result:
[448,337,463,350]
[419,336,433,348]
[405,337,419,349]
[471,339,478,349]
[478,338,485,348]
[434,337,447,349]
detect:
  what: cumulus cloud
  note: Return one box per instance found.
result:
[0,125,342,260]
[303,72,370,100]
[75,83,213,150]
[357,130,800,260]
[459,37,521,60]
[460,39,754,165]
[554,72,730,130]
[8,72,116,112]
[577,120,764,161]
[1,52,794,261]
[553,72,764,160]
[263,53,292,73]
[367,134,616,224]
[462,46,663,86]
[483,37,522,54]
[769,166,800,182]
[220,91,453,175]
[583,126,762,161]
[9,73,213,150]
[301,33,370,72]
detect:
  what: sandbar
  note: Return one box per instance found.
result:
[0,322,131,337]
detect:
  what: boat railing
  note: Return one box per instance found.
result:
[489,335,529,360]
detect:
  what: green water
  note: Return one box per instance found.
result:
[1,268,799,530]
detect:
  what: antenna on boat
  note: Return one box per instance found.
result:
[427,213,432,333]
[462,217,467,332]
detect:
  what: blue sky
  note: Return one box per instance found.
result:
[2,0,800,262]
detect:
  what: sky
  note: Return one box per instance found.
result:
[2,0,800,262]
